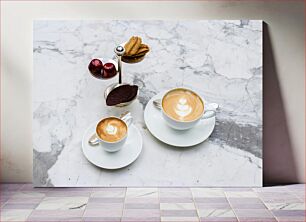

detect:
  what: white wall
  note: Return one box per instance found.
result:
[1,1,305,184]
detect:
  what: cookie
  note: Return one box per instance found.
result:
[128,37,142,55]
[136,44,149,54]
[124,36,137,55]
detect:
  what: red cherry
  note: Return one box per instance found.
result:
[88,59,103,79]
[103,62,117,78]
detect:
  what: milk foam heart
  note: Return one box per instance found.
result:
[105,124,118,135]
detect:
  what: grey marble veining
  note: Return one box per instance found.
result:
[33,20,262,187]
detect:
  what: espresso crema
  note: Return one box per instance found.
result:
[97,117,127,142]
[162,89,204,121]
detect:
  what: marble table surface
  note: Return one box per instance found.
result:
[33,20,262,187]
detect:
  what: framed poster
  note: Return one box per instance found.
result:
[33,20,262,187]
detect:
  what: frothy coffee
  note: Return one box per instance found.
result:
[97,117,127,142]
[162,88,204,122]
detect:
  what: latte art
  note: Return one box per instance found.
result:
[105,124,118,135]
[162,89,204,121]
[175,98,193,118]
[97,117,127,142]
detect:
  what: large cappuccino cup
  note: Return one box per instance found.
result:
[161,88,216,130]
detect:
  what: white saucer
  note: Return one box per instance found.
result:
[82,122,142,169]
[144,92,216,147]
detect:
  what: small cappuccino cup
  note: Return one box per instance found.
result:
[161,88,216,130]
[88,112,133,152]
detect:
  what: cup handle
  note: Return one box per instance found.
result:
[201,103,219,120]
[120,111,133,126]
[88,133,100,146]
[201,110,216,119]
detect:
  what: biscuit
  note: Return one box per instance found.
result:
[124,36,137,55]
[136,44,149,54]
[130,51,148,58]
[128,37,142,55]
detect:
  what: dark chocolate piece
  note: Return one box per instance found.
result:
[106,84,138,106]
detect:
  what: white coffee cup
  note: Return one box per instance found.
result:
[88,112,133,152]
[159,88,218,130]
